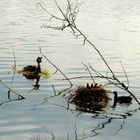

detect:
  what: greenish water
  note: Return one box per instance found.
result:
[0,0,140,139]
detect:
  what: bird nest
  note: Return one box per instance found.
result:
[67,83,109,113]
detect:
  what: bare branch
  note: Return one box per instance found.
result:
[11,46,16,85]
[37,2,64,21]
[0,80,25,99]
[53,0,76,33]
[0,98,24,106]
[82,38,86,46]
[39,47,73,91]
[120,61,129,88]
[52,84,57,96]
[39,0,140,105]
[82,63,96,84]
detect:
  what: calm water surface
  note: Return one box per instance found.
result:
[0,0,140,140]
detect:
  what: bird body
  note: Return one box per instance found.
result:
[23,65,37,72]
[113,91,132,104]
[23,57,42,73]
[21,57,42,79]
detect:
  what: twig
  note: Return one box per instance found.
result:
[39,47,73,91]
[11,45,16,85]
[52,84,56,96]
[120,61,129,88]
[37,2,64,21]
[59,75,114,81]
[53,69,58,75]
[82,63,96,84]
[0,97,24,106]
[53,0,76,33]
[0,80,25,99]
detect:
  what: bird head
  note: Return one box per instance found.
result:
[113,91,117,96]
[36,57,42,63]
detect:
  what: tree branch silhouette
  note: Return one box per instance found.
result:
[37,0,140,105]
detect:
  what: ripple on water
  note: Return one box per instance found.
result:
[0,0,140,140]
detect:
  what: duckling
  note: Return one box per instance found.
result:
[23,57,42,73]
[113,91,132,104]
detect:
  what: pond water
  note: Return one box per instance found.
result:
[0,0,140,139]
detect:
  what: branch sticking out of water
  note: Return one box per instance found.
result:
[120,61,129,88]
[82,63,96,85]
[38,0,140,105]
[39,47,73,94]
[0,80,25,106]
[0,80,25,99]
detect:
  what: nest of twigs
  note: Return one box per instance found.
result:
[67,83,109,113]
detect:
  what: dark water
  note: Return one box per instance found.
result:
[0,0,140,140]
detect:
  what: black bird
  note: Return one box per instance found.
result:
[23,57,42,73]
[113,91,132,104]
[22,57,42,80]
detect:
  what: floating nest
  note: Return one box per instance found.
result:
[67,83,109,113]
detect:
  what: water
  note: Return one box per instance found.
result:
[0,0,140,139]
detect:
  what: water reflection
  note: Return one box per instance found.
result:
[28,106,138,140]
[32,75,40,90]
[0,0,140,140]
[73,107,139,140]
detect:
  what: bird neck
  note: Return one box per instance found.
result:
[36,62,41,72]
[114,92,118,100]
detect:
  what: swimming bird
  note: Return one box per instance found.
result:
[23,57,42,73]
[113,91,132,104]
[21,57,42,80]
